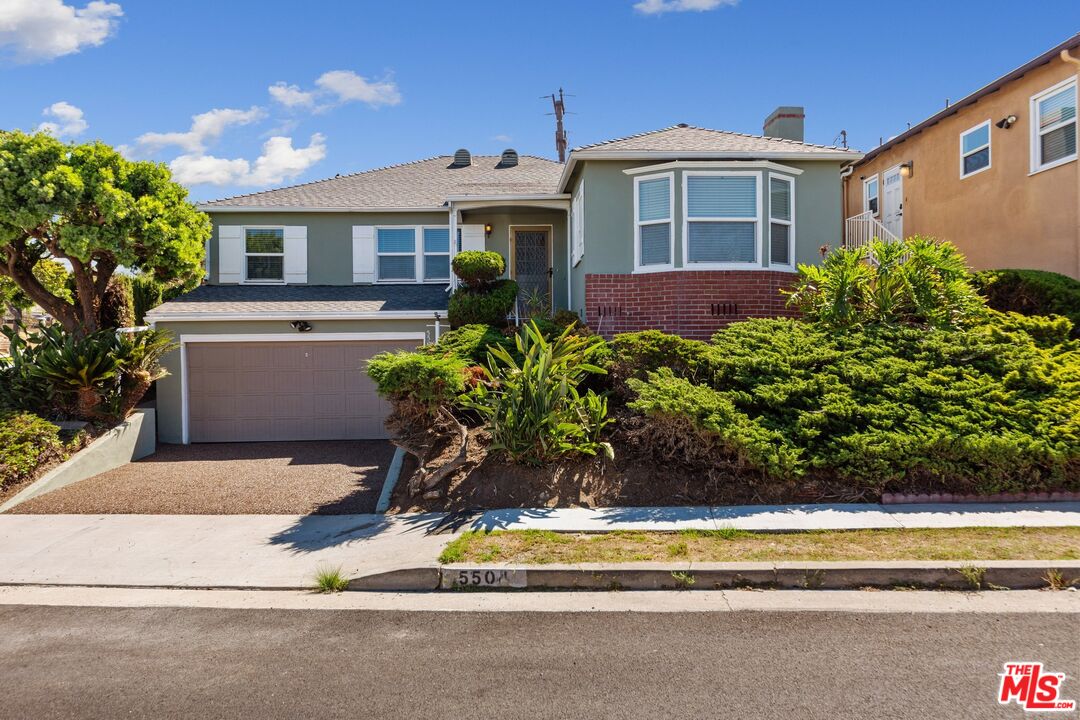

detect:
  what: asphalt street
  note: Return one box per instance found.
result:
[0,603,1076,719]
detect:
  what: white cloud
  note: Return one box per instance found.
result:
[633,0,737,14]
[316,70,401,108]
[492,134,513,143]
[132,106,264,154]
[169,133,327,187]
[37,100,87,137]
[0,0,122,62]
[268,82,315,109]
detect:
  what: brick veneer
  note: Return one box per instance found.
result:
[585,270,798,340]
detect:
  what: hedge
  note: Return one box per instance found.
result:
[975,269,1080,338]
[448,279,518,327]
[0,412,64,488]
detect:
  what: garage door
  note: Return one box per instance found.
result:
[186,340,408,443]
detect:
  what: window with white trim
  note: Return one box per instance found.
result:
[863,176,879,216]
[769,175,794,267]
[422,227,450,281]
[377,227,417,281]
[960,120,991,178]
[571,179,585,266]
[634,173,673,269]
[1032,79,1077,172]
[244,227,284,282]
[684,172,759,267]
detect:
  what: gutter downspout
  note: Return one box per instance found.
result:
[840,162,856,247]
[1061,48,1080,280]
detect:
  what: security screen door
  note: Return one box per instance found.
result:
[513,227,551,314]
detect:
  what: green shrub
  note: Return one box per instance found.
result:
[0,412,63,488]
[99,275,135,329]
[422,324,512,364]
[609,330,712,385]
[459,321,613,465]
[132,274,165,325]
[787,236,986,330]
[367,351,467,413]
[974,269,1080,338]
[451,250,505,289]
[623,317,1079,493]
[0,325,53,414]
[448,279,518,327]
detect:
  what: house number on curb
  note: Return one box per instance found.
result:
[443,568,527,589]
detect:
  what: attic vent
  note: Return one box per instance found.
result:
[450,148,471,168]
[496,148,519,168]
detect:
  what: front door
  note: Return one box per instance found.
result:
[882,166,903,240]
[512,227,551,316]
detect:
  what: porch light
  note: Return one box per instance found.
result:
[899,161,914,178]
[484,224,493,238]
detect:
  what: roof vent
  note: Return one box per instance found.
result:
[677,123,689,128]
[496,148,519,168]
[450,148,471,168]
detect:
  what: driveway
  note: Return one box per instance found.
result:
[7,441,395,515]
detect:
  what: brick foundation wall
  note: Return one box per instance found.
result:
[584,270,798,340]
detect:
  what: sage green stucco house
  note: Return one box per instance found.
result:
[147,115,862,444]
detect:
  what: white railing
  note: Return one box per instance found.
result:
[844,211,899,251]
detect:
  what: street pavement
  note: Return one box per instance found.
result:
[0,599,1076,719]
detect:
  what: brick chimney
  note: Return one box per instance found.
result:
[763,106,805,142]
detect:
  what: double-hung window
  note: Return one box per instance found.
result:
[960,120,991,178]
[683,172,760,267]
[1031,78,1077,173]
[377,227,417,281]
[768,175,794,268]
[422,227,451,281]
[244,227,284,282]
[634,173,673,270]
[863,176,879,216]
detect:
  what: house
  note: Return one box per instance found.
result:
[843,33,1080,280]
[146,110,860,444]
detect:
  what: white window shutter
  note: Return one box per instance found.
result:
[352,225,376,283]
[571,180,585,266]
[284,226,308,284]
[218,225,243,283]
[459,224,485,252]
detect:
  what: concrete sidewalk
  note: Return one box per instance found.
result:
[0,502,1077,590]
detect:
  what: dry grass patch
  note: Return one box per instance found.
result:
[439,527,1080,565]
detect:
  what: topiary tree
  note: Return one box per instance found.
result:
[0,131,211,336]
[451,250,504,290]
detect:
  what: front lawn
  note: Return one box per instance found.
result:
[439,527,1080,565]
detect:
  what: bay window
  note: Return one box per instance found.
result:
[769,175,794,267]
[683,172,760,267]
[634,172,673,270]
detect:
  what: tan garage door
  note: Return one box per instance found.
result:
[186,340,406,443]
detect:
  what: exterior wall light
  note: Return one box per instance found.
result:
[899,161,914,178]
[290,320,312,332]
[484,224,493,238]
[995,115,1018,129]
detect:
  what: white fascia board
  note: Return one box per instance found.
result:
[623,160,805,176]
[146,310,444,322]
[197,206,448,213]
[445,193,570,202]
[180,332,427,344]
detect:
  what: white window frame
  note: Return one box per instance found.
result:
[633,171,675,273]
[1030,77,1078,175]
[375,225,453,284]
[959,119,992,179]
[681,170,762,270]
[421,225,452,282]
[863,175,879,217]
[768,174,795,270]
[242,226,286,285]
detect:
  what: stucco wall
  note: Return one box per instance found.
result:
[154,318,431,444]
[844,59,1080,279]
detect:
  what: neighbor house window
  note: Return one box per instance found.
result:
[422,227,450,281]
[244,227,284,282]
[960,120,991,178]
[1031,78,1077,172]
[683,172,760,267]
[863,176,879,216]
[376,227,417,281]
[769,175,794,267]
[634,173,673,270]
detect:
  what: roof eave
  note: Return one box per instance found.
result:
[197,205,449,213]
[145,309,446,322]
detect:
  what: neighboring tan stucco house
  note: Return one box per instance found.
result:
[146,116,860,444]
[843,33,1080,280]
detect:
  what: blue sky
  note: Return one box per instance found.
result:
[2,0,1078,201]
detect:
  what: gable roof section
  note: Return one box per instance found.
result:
[573,124,857,155]
[200,155,564,211]
[856,32,1080,166]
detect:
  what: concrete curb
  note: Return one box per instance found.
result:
[375,447,405,514]
[349,561,1080,592]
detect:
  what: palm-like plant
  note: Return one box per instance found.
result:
[31,326,120,419]
[112,329,176,418]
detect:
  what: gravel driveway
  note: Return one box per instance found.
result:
[8,441,395,515]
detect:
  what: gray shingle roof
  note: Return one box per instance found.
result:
[146,284,448,318]
[201,155,564,209]
[573,124,858,154]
